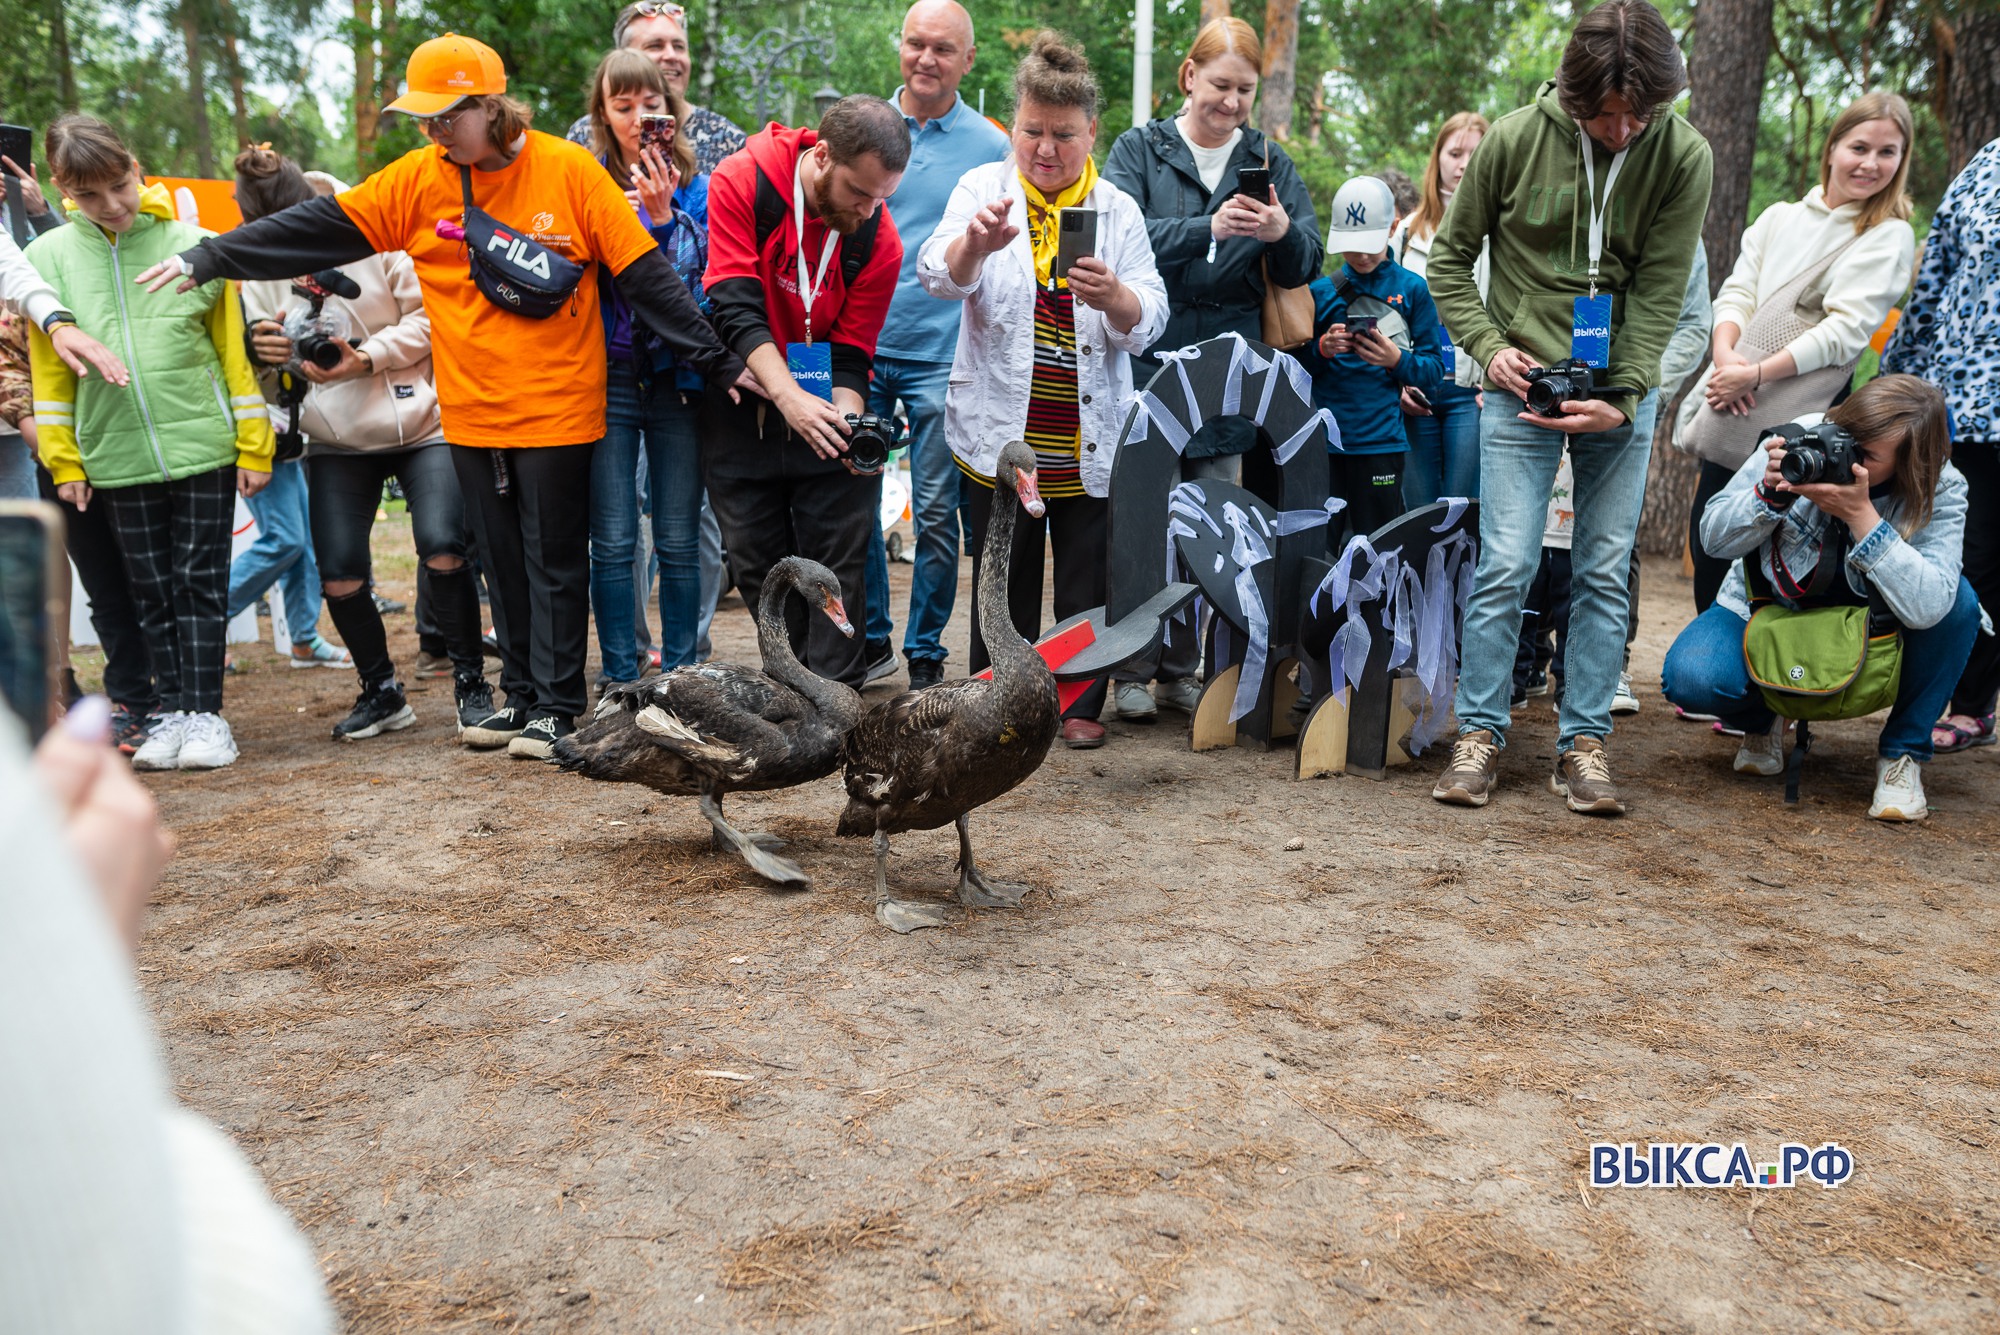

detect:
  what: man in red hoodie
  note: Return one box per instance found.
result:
[702,96,908,690]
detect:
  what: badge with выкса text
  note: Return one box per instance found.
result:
[1571,294,1612,369]
[786,341,833,403]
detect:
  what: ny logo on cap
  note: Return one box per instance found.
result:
[1346,202,1368,226]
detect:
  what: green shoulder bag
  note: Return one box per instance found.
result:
[1740,543,1903,722]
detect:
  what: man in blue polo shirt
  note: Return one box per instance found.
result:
[861,0,1009,692]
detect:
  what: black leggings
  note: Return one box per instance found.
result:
[1949,441,2000,717]
[961,479,1108,721]
[1329,450,1408,545]
[309,445,482,687]
[1685,459,1739,614]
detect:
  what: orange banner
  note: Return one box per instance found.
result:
[142,176,242,232]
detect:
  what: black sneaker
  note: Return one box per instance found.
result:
[454,675,498,734]
[907,656,944,691]
[333,680,416,741]
[111,706,153,756]
[507,713,574,760]
[461,703,525,749]
[863,638,899,686]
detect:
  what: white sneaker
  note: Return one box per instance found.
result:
[177,712,240,770]
[131,712,190,771]
[1610,670,1641,715]
[1733,722,1784,777]
[1869,755,1927,822]
[1113,680,1158,720]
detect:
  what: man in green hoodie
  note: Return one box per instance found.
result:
[1426,0,1712,815]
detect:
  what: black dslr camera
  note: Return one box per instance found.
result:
[842,412,895,476]
[282,268,364,371]
[1523,358,1638,418]
[1772,421,1859,487]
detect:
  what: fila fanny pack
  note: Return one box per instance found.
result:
[459,163,585,319]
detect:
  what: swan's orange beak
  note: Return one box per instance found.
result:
[1014,465,1045,518]
[821,594,855,637]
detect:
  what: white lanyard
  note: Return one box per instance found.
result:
[793,152,840,344]
[1576,131,1628,299]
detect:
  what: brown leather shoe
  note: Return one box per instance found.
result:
[1432,729,1499,807]
[1061,718,1107,749]
[1551,736,1626,815]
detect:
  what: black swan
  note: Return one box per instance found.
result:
[552,556,862,887]
[837,440,1060,932]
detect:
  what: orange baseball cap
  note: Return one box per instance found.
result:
[385,32,508,117]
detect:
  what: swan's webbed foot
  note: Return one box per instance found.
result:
[876,898,953,933]
[871,827,950,933]
[709,826,787,853]
[701,791,810,889]
[954,814,1029,908]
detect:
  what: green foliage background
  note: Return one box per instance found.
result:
[0,0,1966,239]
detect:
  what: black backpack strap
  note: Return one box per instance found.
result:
[752,156,879,306]
[459,162,475,212]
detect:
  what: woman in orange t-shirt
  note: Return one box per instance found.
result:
[140,33,745,756]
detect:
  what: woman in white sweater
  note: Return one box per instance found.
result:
[1682,91,1917,610]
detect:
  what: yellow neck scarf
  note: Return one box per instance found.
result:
[1018,155,1098,287]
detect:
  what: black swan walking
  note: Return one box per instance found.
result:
[553,557,862,886]
[837,441,1061,932]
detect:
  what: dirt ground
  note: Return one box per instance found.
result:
[119,512,1998,1333]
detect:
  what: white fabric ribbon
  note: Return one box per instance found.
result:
[1118,331,1335,460]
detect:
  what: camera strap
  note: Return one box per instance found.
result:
[1575,132,1629,300]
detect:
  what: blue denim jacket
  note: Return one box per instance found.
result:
[1703,443,1967,630]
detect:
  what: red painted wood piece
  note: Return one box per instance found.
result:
[971,619,1098,713]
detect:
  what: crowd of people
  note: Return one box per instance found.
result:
[1,0,1995,828]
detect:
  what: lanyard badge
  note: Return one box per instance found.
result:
[792,152,840,346]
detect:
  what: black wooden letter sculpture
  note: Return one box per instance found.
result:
[1044,333,1338,750]
[1293,499,1480,779]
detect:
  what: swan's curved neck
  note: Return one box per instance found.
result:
[980,479,1042,677]
[757,573,857,723]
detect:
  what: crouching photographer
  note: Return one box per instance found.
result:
[1661,374,1978,822]
[234,145,487,743]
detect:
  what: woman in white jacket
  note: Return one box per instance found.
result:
[234,147,488,743]
[918,32,1168,748]
[1681,92,1918,611]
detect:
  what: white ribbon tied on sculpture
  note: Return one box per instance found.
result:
[1120,331,1343,460]
[1307,503,1477,755]
[1166,482,1344,723]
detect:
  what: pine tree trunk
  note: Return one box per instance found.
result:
[216,0,251,151]
[1201,0,1232,25]
[179,0,216,178]
[1258,0,1299,142]
[1635,0,1773,557]
[50,0,77,110]
[1946,8,2000,175]
[354,0,378,175]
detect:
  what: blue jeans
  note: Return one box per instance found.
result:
[1402,383,1482,509]
[1455,391,1657,750]
[0,432,37,500]
[866,356,959,664]
[227,457,321,646]
[592,364,704,681]
[1662,580,1981,763]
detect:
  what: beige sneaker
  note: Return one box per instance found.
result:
[1733,722,1785,776]
[1433,729,1500,807]
[1551,737,1625,815]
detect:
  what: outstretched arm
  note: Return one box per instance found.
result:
[134,197,377,293]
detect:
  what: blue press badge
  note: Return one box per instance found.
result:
[1571,294,1613,369]
[786,341,833,402]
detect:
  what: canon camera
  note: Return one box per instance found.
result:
[283,269,363,371]
[1523,358,1639,418]
[842,413,896,476]
[1771,421,1860,487]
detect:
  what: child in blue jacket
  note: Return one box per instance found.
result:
[1301,176,1446,544]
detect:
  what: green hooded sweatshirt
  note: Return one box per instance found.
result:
[1428,80,1712,424]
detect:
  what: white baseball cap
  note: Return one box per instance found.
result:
[1329,176,1397,253]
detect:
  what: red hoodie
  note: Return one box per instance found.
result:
[703,124,902,396]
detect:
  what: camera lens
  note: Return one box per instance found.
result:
[300,335,343,370]
[1525,375,1571,417]
[1779,446,1823,486]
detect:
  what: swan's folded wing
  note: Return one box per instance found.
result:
[633,667,798,777]
[841,681,987,806]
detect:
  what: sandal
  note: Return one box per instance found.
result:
[1931,712,1996,754]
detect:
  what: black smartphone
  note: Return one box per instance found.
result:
[0,123,30,174]
[1404,386,1432,412]
[1054,206,1097,281]
[1346,315,1379,336]
[637,113,677,157]
[1234,166,1271,201]
[0,501,64,742]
